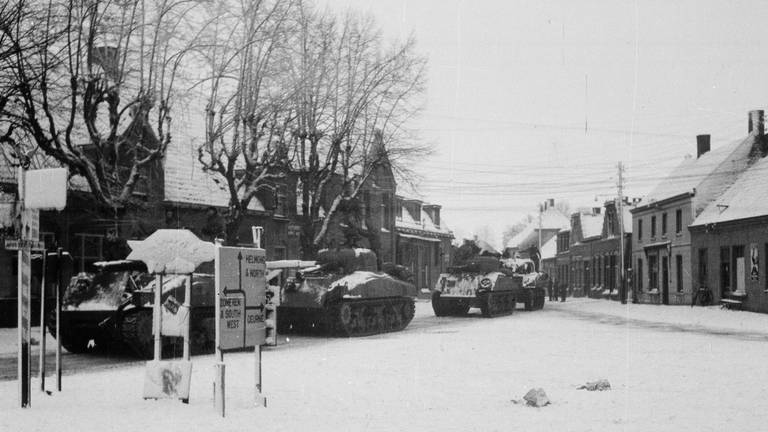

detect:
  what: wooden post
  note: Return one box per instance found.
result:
[153,274,163,361]
[213,241,225,416]
[255,345,266,407]
[55,248,62,391]
[39,252,47,391]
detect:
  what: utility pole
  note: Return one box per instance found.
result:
[617,161,626,304]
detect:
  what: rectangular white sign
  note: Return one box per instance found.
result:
[216,247,267,350]
[24,168,67,210]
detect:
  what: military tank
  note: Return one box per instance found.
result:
[276,248,417,337]
[431,239,518,317]
[501,258,547,311]
[46,260,217,358]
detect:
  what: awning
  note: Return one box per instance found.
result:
[642,240,671,250]
[398,233,441,243]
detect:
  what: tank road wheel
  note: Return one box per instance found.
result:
[432,292,449,317]
[401,299,415,327]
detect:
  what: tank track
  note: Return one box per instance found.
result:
[479,291,516,318]
[521,288,546,311]
[323,297,415,337]
[431,292,470,316]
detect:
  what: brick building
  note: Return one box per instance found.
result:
[689,128,768,311]
[631,110,765,305]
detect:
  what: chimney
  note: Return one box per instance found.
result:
[696,134,710,158]
[749,110,764,136]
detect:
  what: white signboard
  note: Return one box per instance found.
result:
[24,168,68,210]
[216,247,267,350]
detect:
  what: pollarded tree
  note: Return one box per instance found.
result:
[286,3,429,259]
[196,0,297,244]
[0,0,206,210]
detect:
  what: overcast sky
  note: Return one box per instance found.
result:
[323,0,768,247]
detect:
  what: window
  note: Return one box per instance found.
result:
[698,248,708,290]
[648,254,658,289]
[651,216,657,238]
[637,258,643,291]
[637,219,643,241]
[662,213,668,235]
[72,233,104,272]
[675,209,683,234]
[676,255,683,293]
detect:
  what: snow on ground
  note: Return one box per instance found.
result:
[2,300,768,431]
[548,297,768,335]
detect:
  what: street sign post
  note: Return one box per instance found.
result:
[217,247,267,350]
[213,231,269,416]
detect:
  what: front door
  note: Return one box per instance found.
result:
[736,257,745,293]
[662,256,669,305]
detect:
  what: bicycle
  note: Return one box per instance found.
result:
[691,287,713,307]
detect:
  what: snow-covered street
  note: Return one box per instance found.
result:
[2,299,768,432]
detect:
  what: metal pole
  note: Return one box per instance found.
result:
[17,164,30,408]
[153,274,163,361]
[39,251,47,391]
[55,248,62,391]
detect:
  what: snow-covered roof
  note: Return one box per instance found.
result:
[691,155,768,226]
[638,137,746,205]
[505,225,536,249]
[540,235,557,260]
[580,212,604,239]
[163,90,265,211]
[395,197,452,237]
[504,208,569,249]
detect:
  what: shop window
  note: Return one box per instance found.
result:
[636,258,643,291]
[676,255,683,293]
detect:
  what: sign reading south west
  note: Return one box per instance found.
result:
[216,247,267,350]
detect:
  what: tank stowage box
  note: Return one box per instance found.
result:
[277,248,417,336]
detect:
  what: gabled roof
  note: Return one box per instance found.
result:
[637,137,746,206]
[580,212,604,240]
[504,207,569,249]
[540,235,557,260]
[691,155,768,226]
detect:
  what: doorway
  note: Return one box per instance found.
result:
[662,255,669,305]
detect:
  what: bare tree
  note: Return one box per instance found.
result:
[287,4,429,259]
[0,0,205,210]
[196,0,296,244]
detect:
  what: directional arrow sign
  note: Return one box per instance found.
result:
[4,239,46,251]
[216,247,267,350]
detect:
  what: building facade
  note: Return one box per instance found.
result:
[631,110,765,305]
[689,143,768,311]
